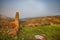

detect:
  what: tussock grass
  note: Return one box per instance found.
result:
[0,24,60,40]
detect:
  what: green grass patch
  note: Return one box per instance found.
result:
[18,24,60,40]
[0,24,60,40]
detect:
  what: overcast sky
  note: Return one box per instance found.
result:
[0,0,60,19]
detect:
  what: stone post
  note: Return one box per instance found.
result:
[14,12,19,33]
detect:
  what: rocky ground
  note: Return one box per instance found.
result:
[0,15,60,40]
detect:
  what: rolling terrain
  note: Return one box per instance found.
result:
[20,15,60,27]
[0,15,60,40]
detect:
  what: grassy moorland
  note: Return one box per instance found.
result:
[18,24,60,40]
[0,15,60,40]
[0,24,60,40]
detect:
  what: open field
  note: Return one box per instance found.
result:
[18,24,60,40]
[0,24,60,40]
[0,15,60,40]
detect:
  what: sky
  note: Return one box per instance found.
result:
[0,0,60,19]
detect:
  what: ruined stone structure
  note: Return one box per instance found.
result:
[9,12,19,27]
[8,12,19,35]
[0,12,19,35]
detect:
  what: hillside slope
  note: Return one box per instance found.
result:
[0,15,14,23]
[20,15,60,27]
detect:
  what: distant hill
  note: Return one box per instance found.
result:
[0,15,13,23]
[0,15,60,26]
[20,15,60,21]
[20,15,60,26]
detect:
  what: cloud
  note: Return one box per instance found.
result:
[0,0,60,19]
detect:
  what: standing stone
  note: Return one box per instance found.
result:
[8,12,19,35]
[14,12,19,33]
[15,12,19,28]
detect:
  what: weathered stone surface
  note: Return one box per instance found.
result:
[34,35,46,40]
[0,12,19,35]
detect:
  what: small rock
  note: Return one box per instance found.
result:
[22,38,24,40]
[34,35,46,40]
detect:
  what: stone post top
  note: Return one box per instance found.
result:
[15,12,19,20]
[16,12,19,16]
